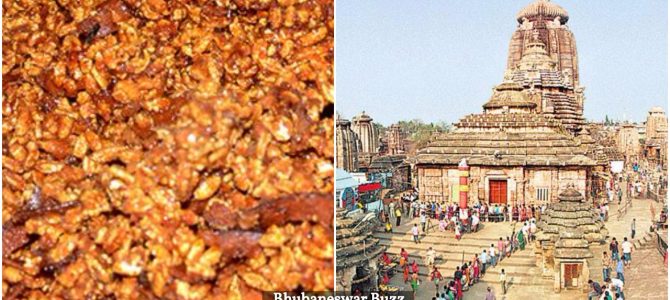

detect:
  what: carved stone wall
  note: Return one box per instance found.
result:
[336,117,360,172]
[417,165,588,205]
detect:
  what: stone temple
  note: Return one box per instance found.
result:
[644,106,668,168]
[336,114,360,172]
[535,185,608,292]
[352,111,380,169]
[415,0,604,206]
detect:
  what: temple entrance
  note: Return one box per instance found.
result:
[489,180,507,204]
[563,263,581,288]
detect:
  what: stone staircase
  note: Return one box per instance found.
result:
[374,228,554,288]
[634,231,656,250]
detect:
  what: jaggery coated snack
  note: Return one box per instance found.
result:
[2,0,334,298]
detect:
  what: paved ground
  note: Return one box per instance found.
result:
[379,196,666,299]
[601,196,667,300]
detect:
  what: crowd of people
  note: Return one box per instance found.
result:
[382,194,547,241]
[376,217,539,299]
[588,236,634,300]
[374,170,657,299]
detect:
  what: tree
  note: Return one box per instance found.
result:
[393,119,452,153]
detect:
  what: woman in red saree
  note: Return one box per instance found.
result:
[455,277,463,300]
[400,248,409,261]
[411,260,419,274]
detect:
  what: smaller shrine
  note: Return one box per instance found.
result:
[335,209,386,292]
[535,185,608,292]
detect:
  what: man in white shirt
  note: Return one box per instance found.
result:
[412,224,421,244]
[621,237,633,266]
[426,247,436,267]
[605,277,624,300]
[479,250,489,275]
[489,244,497,267]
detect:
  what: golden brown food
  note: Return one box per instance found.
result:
[2,0,334,298]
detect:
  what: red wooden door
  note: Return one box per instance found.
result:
[489,180,507,205]
[563,263,580,287]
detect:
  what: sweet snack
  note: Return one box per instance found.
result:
[2,0,334,298]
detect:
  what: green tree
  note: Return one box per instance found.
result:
[394,119,451,153]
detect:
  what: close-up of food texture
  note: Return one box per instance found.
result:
[2,0,334,299]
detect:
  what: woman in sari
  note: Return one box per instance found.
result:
[411,260,419,274]
[403,265,410,283]
[439,218,448,232]
[400,248,409,261]
[517,229,526,251]
[455,276,463,300]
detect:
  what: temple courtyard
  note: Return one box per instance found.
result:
[379,195,666,299]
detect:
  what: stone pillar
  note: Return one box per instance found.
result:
[458,159,469,209]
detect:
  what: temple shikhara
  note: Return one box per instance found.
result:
[415,0,601,206]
